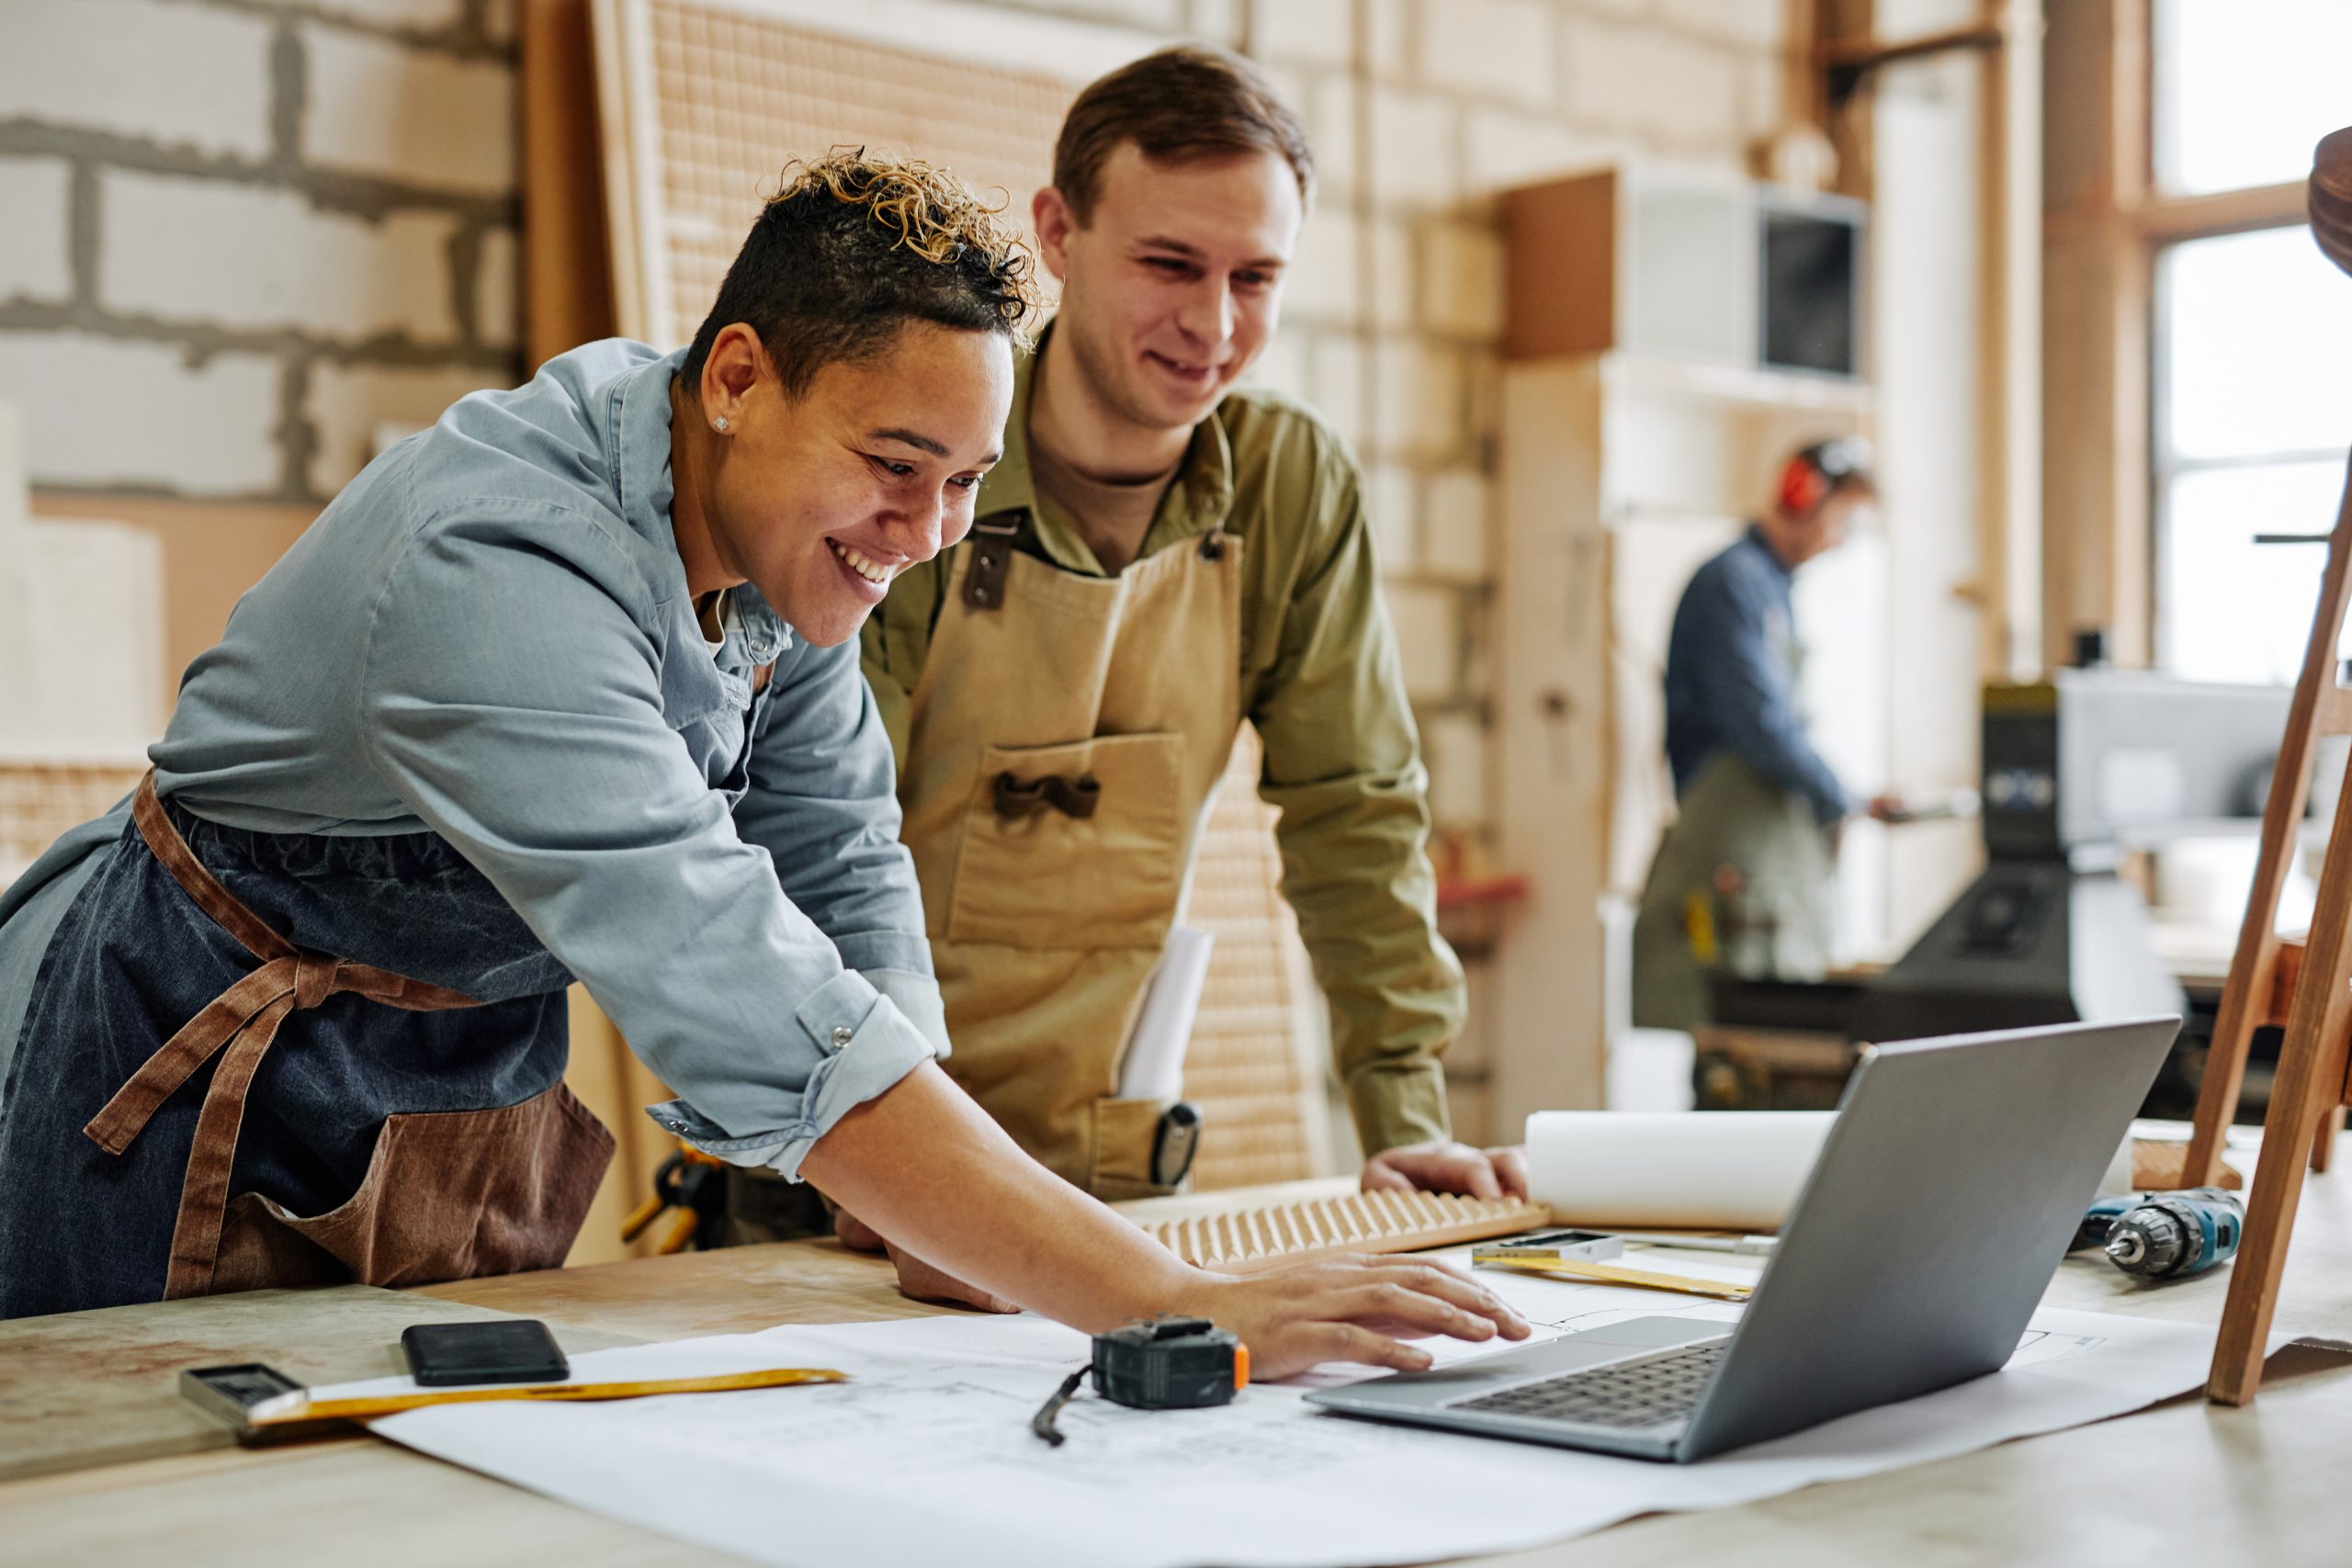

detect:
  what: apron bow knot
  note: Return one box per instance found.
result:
[292,950,344,1010]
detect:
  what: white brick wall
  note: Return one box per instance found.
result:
[1189,0,1245,47]
[1245,328,1310,402]
[0,0,273,160]
[476,226,519,350]
[1306,74,1358,203]
[0,334,280,494]
[1255,0,1353,67]
[1658,0,1789,50]
[100,173,460,343]
[1419,0,1556,107]
[1307,333,1367,449]
[307,361,507,491]
[0,159,74,306]
[1418,222,1504,340]
[1362,462,1417,573]
[302,24,514,195]
[1368,90,1459,209]
[1366,0,1410,75]
[1287,209,1361,325]
[1419,708,1489,829]
[1370,219,1412,332]
[1385,581,1459,701]
[1371,337,1464,462]
[1420,468,1490,578]
[1462,107,1624,196]
[1562,13,1746,150]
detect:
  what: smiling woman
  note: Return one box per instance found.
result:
[668,152,1038,649]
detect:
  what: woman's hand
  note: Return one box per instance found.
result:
[801,1066,1530,1370]
[1174,1256,1532,1382]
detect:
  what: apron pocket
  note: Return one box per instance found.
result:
[946,733,1187,950]
[215,1081,616,1292]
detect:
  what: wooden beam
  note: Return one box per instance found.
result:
[2138,181,2309,243]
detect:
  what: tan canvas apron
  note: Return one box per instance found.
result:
[83,774,615,1297]
[1629,752,1838,1033]
[899,520,1244,1201]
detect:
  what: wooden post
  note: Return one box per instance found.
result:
[2180,504,2352,1185]
[2201,469,2352,1410]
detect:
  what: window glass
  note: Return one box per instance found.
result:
[2161,226,2352,461]
[2154,0,2352,197]
[2158,459,2345,684]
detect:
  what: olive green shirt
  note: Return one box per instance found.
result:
[862,338,1464,1155]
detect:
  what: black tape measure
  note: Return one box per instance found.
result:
[1030,1315,1248,1446]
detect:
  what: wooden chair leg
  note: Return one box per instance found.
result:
[2312,1103,2346,1173]
[2208,1027,2350,1404]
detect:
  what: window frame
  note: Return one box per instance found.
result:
[2141,7,2325,680]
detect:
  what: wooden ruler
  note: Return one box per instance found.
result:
[251,1366,846,1427]
[1476,1256,1755,1301]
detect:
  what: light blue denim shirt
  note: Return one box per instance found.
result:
[2,339,947,1177]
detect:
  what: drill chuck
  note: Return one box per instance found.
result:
[2086,1188,2243,1280]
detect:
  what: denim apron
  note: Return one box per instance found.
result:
[0,774,611,1318]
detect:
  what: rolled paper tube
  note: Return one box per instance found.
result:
[1524,1111,1837,1231]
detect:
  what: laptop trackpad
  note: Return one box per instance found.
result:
[1566,1315,1729,1351]
[1311,1317,1725,1415]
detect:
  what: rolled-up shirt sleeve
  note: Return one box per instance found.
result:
[731,635,950,1059]
[358,501,937,1178]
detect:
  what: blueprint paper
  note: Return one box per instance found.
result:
[357,1259,2224,1568]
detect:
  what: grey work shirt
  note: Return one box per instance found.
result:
[0,339,946,1177]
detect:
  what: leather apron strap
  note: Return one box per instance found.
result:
[83,773,484,1299]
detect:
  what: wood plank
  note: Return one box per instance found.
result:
[416,1235,956,1343]
[520,0,618,370]
[0,1285,639,1483]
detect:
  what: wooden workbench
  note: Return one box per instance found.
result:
[4,1165,2349,1567]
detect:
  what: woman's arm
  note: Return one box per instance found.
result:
[799,1062,1532,1380]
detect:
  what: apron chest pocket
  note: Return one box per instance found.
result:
[947,732,1186,950]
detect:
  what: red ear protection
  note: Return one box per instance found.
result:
[1778,453,1829,517]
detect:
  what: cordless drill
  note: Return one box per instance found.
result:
[2073,1188,2243,1280]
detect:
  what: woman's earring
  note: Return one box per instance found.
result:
[713,415,731,434]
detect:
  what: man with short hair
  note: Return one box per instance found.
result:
[753,47,1522,1303]
[1631,437,1903,1033]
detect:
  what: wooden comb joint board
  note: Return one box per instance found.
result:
[1136,1191,1553,1272]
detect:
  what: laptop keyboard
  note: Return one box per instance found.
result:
[1450,1339,1728,1428]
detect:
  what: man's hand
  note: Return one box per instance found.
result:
[1360,1140,1531,1201]
[835,1207,1021,1314]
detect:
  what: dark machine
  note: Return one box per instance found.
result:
[1851,670,2292,1046]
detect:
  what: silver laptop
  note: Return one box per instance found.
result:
[1306,1016,2180,1462]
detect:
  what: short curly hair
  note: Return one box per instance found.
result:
[683,148,1039,400]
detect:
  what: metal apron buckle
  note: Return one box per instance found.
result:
[962,516,1023,609]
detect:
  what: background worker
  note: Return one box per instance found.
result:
[725,47,1522,1301]
[1631,438,1904,1033]
[0,151,1527,1377]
